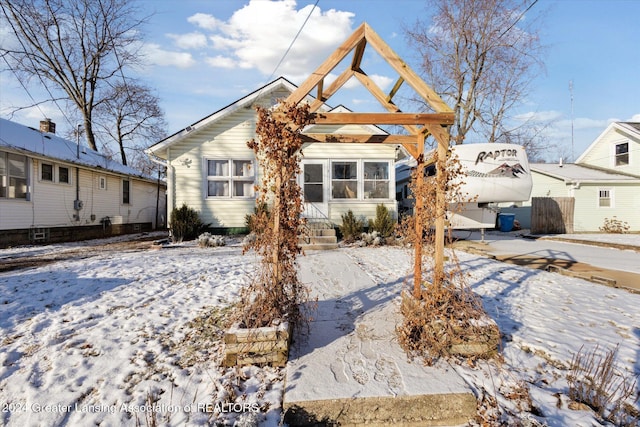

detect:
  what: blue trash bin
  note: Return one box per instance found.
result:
[498,213,516,232]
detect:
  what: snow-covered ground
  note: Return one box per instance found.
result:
[1,234,638,426]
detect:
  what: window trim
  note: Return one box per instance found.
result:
[40,162,54,182]
[597,187,613,208]
[122,179,131,205]
[0,151,30,200]
[58,166,71,185]
[330,159,393,201]
[98,175,107,190]
[613,141,629,167]
[204,158,256,199]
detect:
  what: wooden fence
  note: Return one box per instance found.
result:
[531,197,575,234]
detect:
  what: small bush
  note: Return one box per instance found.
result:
[567,344,639,425]
[369,204,395,238]
[599,217,630,234]
[197,232,226,248]
[245,202,269,233]
[170,204,207,242]
[339,210,365,243]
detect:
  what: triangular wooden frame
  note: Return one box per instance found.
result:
[284,22,453,161]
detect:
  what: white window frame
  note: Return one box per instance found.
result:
[597,187,613,208]
[363,160,391,200]
[204,158,255,199]
[98,175,107,190]
[330,159,393,201]
[0,151,29,200]
[613,141,629,167]
[331,160,359,200]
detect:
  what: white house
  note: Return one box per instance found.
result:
[146,77,398,234]
[0,118,166,247]
[524,122,640,232]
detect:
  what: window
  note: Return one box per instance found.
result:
[98,176,107,190]
[58,166,70,184]
[364,161,389,199]
[615,142,629,166]
[303,164,323,203]
[122,179,130,204]
[41,163,53,181]
[206,159,254,198]
[598,188,612,207]
[332,161,358,199]
[0,151,28,199]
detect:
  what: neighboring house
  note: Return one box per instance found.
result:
[147,77,398,233]
[0,118,166,247]
[522,122,640,232]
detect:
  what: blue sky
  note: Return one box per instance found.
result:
[1,0,639,162]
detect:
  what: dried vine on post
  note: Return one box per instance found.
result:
[239,101,314,330]
[398,151,498,364]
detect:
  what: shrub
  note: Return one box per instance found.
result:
[369,204,395,238]
[170,204,207,242]
[339,210,364,243]
[245,202,269,233]
[599,217,630,234]
[197,232,226,248]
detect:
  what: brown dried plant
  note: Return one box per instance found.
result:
[398,150,497,365]
[238,101,314,330]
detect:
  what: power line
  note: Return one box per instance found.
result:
[264,0,320,85]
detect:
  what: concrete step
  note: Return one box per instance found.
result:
[299,242,339,251]
[299,235,337,245]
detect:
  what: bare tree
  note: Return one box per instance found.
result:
[405,0,546,147]
[0,0,148,152]
[94,82,167,166]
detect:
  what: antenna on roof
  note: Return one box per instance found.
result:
[569,80,574,162]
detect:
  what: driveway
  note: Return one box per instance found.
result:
[453,230,640,291]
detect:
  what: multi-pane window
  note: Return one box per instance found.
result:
[598,189,611,207]
[59,166,70,184]
[363,161,389,199]
[206,159,254,198]
[331,161,358,199]
[615,142,629,166]
[0,151,28,199]
[41,163,53,181]
[122,179,130,204]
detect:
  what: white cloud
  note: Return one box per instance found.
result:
[167,32,208,49]
[142,43,196,68]
[187,12,224,31]
[186,0,356,80]
[205,55,237,69]
[629,113,640,122]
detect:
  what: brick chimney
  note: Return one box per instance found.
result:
[39,118,56,134]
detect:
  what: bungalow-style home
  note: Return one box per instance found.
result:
[519,122,640,233]
[0,118,166,247]
[146,77,398,235]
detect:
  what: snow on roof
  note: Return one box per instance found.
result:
[531,162,640,182]
[0,118,154,181]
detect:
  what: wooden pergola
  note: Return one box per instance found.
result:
[284,22,454,294]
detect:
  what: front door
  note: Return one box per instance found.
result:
[300,160,329,220]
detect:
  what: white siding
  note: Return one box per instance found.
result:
[578,126,640,175]
[169,107,258,228]
[572,183,640,232]
[1,157,165,230]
